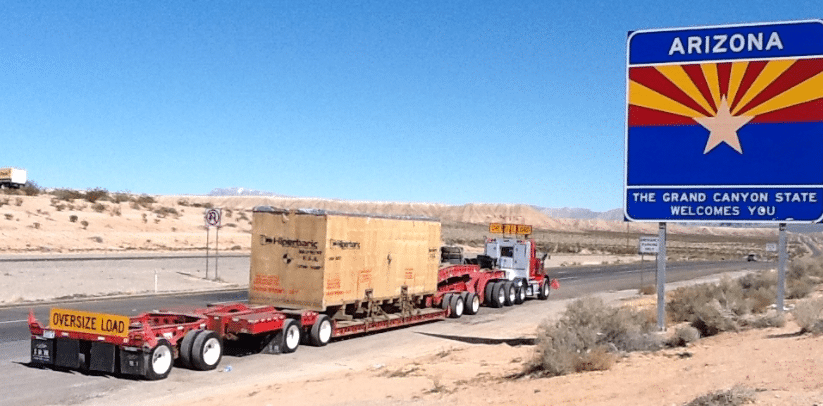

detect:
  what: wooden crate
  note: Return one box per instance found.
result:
[249,207,441,311]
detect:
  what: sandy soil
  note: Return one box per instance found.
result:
[172,319,823,406]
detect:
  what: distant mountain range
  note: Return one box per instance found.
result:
[209,187,284,197]
[533,206,624,221]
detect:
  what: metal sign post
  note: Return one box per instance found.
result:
[204,209,222,281]
[777,223,787,312]
[656,223,667,331]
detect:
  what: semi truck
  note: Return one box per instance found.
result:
[0,167,27,189]
[28,207,557,380]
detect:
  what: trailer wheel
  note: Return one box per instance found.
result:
[448,294,465,318]
[538,278,550,300]
[191,331,223,371]
[463,292,480,315]
[484,282,495,306]
[503,281,515,306]
[144,339,173,380]
[282,319,301,353]
[309,315,333,347]
[491,282,506,308]
[178,329,199,368]
[441,293,453,310]
[513,278,526,305]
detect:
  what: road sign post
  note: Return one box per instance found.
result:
[204,209,222,281]
[625,20,823,328]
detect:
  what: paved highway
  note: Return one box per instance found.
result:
[0,255,774,406]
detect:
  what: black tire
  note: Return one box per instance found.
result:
[513,278,526,305]
[503,281,515,306]
[309,315,333,347]
[463,292,480,315]
[178,329,199,368]
[282,319,301,353]
[491,282,506,308]
[448,294,465,319]
[441,293,452,310]
[538,278,550,300]
[191,330,223,371]
[144,339,173,380]
[484,282,495,306]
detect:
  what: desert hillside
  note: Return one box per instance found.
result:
[0,189,778,254]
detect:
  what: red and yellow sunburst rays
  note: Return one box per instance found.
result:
[629,58,823,153]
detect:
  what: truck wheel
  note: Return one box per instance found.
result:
[503,281,515,306]
[491,282,506,308]
[463,292,480,315]
[448,294,465,318]
[309,315,333,347]
[538,278,550,300]
[144,339,173,380]
[282,319,301,353]
[178,329,199,368]
[191,331,223,371]
[441,293,453,310]
[513,279,526,305]
[484,283,495,306]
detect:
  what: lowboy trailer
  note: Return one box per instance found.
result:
[28,207,557,380]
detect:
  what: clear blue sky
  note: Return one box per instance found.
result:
[3,1,819,211]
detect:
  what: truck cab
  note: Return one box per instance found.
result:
[484,238,545,281]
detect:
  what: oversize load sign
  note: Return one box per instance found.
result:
[625,20,823,222]
[49,308,130,338]
[489,223,533,235]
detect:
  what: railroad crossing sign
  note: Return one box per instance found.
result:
[625,20,823,223]
[204,208,222,228]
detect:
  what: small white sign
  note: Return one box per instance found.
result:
[765,243,778,252]
[639,236,659,254]
[205,208,222,228]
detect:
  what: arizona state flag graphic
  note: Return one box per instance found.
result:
[625,20,823,222]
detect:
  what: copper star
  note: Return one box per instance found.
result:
[693,96,753,154]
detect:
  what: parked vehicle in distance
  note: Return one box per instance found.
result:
[0,167,26,188]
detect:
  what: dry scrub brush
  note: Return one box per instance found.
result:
[683,385,756,406]
[524,297,660,377]
[792,297,823,334]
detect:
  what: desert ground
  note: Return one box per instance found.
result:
[2,189,822,405]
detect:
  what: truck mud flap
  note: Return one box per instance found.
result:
[89,342,116,373]
[119,348,144,376]
[260,333,285,354]
[54,338,81,369]
[31,337,55,365]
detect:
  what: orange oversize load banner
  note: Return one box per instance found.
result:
[489,223,532,235]
[49,308,130,338]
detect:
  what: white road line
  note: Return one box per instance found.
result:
[0,319,27,325]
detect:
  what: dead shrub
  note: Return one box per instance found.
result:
[14,197,23,206]
[111,192,131,203]
[92,203,106,213]
[668,325,700,347]
[84,188,110,203]
[69,215,78,223]
[110,206,122,216]
[53,189,84,202]
[154,206,178,218]
[792,297,823,334]
[135,195,155,208]
[525,297,660,377]
[4,214,12,220]
[638,285,656,295]
[80,220,89,230]
[683,385,755,406]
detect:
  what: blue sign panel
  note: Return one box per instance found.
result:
[625,20,823,222]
